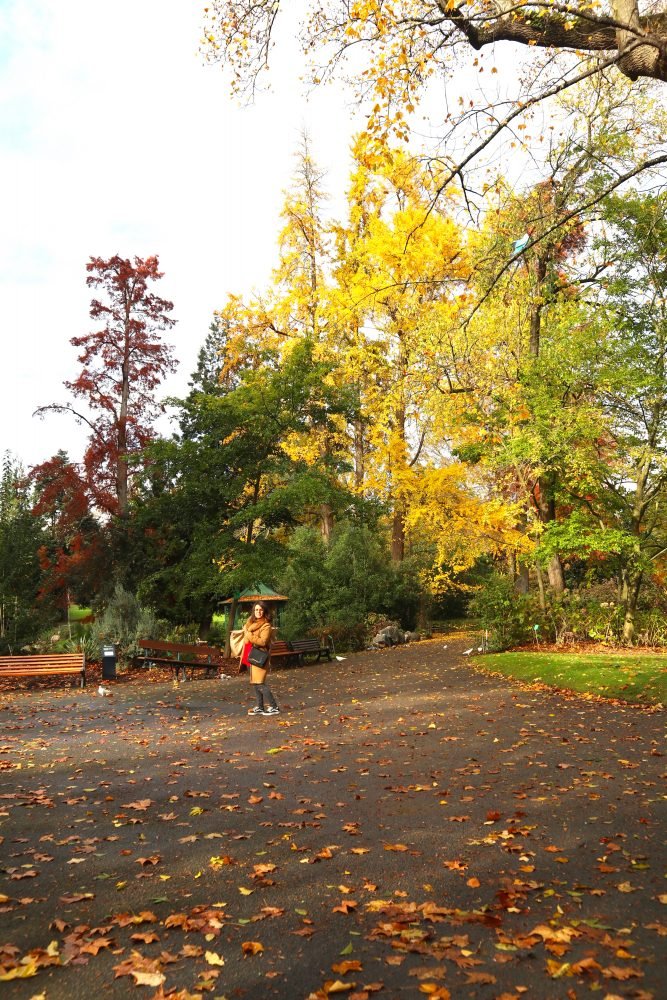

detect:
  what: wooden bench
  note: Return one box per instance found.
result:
[266,637,333,668]
[268,640,300,668]
[288,637,333,665]
[136,640,223,681]
[0,653,86,687]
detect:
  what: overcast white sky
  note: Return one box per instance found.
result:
[1,0,360,469]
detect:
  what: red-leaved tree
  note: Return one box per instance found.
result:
[36,255,177,517]
[30,451,107,609]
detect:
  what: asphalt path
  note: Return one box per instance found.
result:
[0,638,665,999]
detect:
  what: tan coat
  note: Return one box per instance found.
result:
[241,616,272,683]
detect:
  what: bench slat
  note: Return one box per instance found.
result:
[0,655,83,666]
[0,668,82,676]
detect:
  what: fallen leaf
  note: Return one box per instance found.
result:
[332,960,363,974]
[130,931,160,944]
[205,950,225,966]
[132,970,165,987]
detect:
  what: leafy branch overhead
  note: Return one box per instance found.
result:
[203,1,667,240]
[204,1,667,89]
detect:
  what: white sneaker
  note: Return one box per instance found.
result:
[261,706,280,716]
[247,706,263,715]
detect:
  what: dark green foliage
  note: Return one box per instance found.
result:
[468,574,540,651]
[0,453,55,652]
[278,521,422,649]
[131,338,361,630]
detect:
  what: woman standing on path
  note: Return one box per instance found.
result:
[240,601,280,717]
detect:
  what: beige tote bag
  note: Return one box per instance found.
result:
[229,629,245,657]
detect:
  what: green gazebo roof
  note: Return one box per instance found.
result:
[221,584,288,604]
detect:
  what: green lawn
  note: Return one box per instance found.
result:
[476,650,667,705]
[68,605,93,622]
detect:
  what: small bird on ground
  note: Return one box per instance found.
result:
[98,685,112,696]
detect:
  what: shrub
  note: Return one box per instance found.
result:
[90,584,161,662]
[634,609,667,647]
[468,575,538,651]
[278,521,425,650]
[321,621,366,653]
[162,623,200,645]
[469,576,667,648]
[63,634,101,662]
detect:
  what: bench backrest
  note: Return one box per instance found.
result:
[0,653,84,670]
[138,640,221,658]
[269,641,292,656]
[289,638,321,653]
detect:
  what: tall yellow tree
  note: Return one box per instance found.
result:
[329,139,528,576]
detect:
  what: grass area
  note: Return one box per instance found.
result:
[68,605,93,622]
[477,650,667,705]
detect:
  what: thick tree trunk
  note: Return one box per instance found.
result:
[116,363,130,516]
[621,570,644,642]
[614,0,667,82]
[514,563,530,594]
[535,564,546,610]
[116,302,132,517]
[546,554,566,593]
[320,503,334,543]
[534,475,565,593]
[445,0,667,83]
[528,254,565,593]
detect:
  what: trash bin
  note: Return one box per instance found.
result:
[102,644,117,680]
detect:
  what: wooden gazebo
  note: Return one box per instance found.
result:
[220,584,289,645]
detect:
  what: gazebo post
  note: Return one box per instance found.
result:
[224,595,239,658]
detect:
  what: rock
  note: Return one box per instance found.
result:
[373,626,406,646]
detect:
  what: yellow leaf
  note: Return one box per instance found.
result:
[0,960,39,981]
[205,950,225,966]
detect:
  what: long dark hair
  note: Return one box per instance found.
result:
[253,600,272,621]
